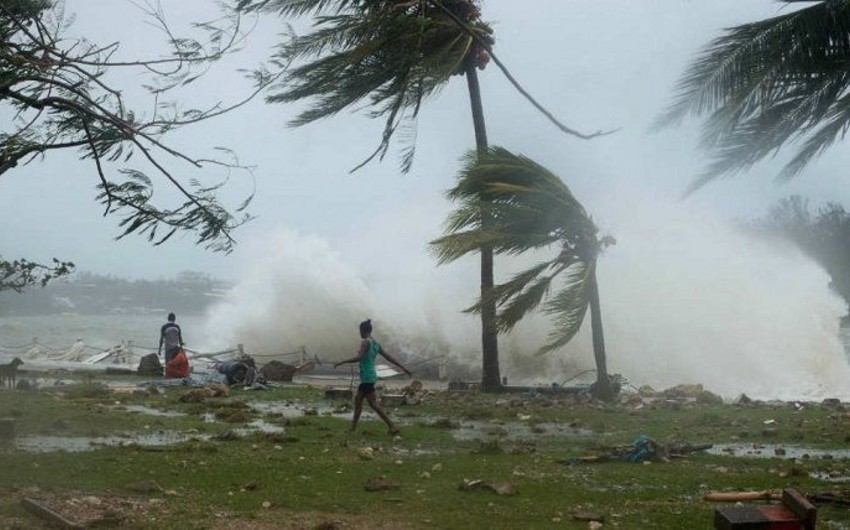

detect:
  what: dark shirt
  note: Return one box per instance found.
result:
[160,322,182,351]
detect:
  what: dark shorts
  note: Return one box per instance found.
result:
[358,382,376,395]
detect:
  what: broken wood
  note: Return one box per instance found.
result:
[21,498,84,529]
[705,490,780,502]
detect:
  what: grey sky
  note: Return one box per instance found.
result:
[4,0,850,397]
[2,0,845,281]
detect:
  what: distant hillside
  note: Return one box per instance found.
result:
[0,270,232,316]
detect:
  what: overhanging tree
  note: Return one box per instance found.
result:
[1,0,278,289]
[431,147,616,399]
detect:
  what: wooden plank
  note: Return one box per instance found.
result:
[21,498,84,529]
[782,489,817,530]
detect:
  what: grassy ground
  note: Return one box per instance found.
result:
[1,376,850,529]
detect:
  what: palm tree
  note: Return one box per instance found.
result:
[236,0,505,389]
[658,0,850,191]
[431,147,616,400]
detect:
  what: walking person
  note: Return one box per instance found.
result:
[334,319,412,436]
[157,312,184,364]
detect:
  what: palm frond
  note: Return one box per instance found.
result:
[435,146,606,355]
[538,261,595,354]
[253,1,491,172]
[657,0,850,186]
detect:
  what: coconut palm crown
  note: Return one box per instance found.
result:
[431,147,615,355]
[236,0,494,172]
[658,0,850,192]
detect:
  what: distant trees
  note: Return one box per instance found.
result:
[1,0,276,291]
[0,270,231,316]
[748,196,850,317]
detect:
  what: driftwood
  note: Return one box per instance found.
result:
[705,490,781,502]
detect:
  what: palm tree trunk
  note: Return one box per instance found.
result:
[465,61,501,392]
[588,267,612,400]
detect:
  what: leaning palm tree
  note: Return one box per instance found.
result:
[431,147,616,400]
[657,0,850,192]
[236,0,504,389]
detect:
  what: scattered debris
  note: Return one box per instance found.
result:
[560,436,712,464]
[458,479,517,496]
[136,353,162,377]
[259,361,298,382]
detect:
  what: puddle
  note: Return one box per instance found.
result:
[707,444,850,460]
[249,401,349,419]
[235,419,286,435]
[812,471,850,483]
[121,405,185,418]
[451,420,595,441]
[15,431,211,453]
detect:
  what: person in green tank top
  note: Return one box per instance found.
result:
[334,319,412,436]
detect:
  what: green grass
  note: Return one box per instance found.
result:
[1,379,850,529]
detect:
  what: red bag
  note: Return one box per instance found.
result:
[165,349,190,379]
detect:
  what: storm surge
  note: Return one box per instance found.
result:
[204,202,850,401]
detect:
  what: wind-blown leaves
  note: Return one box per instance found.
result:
[431,147,611,354]
[237,0,493,172]
[657,0,850,190]
[1,0,271,265]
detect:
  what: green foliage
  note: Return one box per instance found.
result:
[659,1,850,191]
[1,0,274,274]
[3,380,850,528]
[0,256,73,292]
[236,0,493,172]
[432,147,613,353]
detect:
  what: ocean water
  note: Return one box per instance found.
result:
[0,314,210,357]
[3,313,850,400]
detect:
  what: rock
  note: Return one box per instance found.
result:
[137,353,162,376]
[209,383,230,397]
[663,384,704,398]
[260,361,297,382]
[696,390,724,405]
[358,447,374,461]
[179,388,215,403]
[487,482,517,496]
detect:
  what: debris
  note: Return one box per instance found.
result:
[136,353,162,377]
[704,490,780,502]
[21,497,84,529]
[458,479,517,496]
[560,436,711,465]
[259,361,298,382]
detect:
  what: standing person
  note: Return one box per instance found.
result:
[157,312,184,364]
[334,319,412,436]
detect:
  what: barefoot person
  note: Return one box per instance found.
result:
[334,319,412,436]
